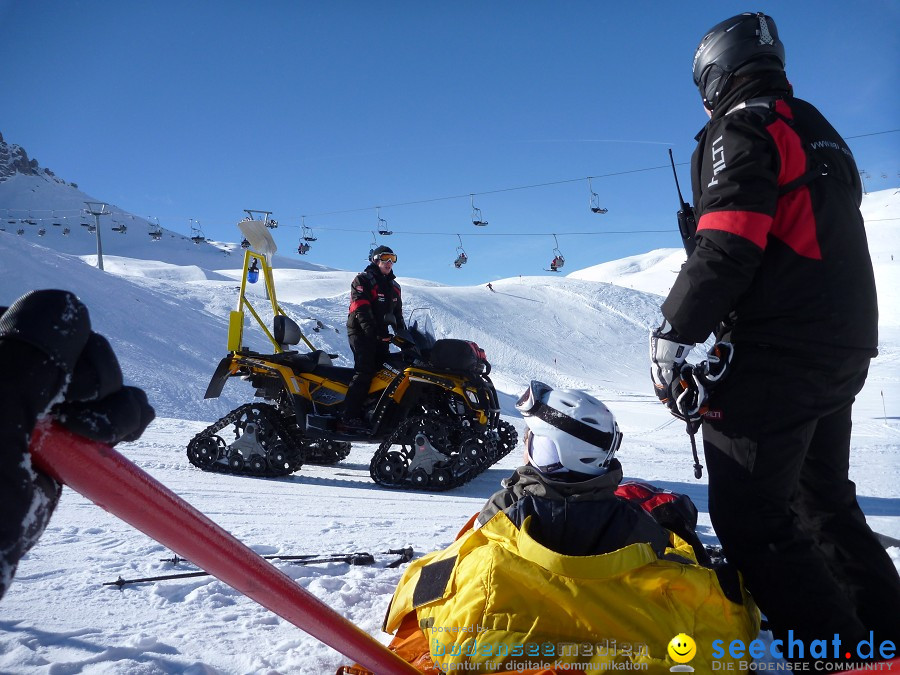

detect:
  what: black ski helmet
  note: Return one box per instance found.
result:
[693,12,785,111]
[371,245,395,263]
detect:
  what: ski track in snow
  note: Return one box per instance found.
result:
[0,184,897,673]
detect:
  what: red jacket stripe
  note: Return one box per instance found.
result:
[349,299,371,313]
[696,210,772,250]
[766,101,823,260]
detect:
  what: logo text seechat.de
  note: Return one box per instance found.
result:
[710,631,895,665]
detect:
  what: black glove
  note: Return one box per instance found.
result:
[52,331,155,444]
[0,290,154,600]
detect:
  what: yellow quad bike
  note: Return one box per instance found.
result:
[186,222,516,491]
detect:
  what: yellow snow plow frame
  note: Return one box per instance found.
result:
[227,249,317,354]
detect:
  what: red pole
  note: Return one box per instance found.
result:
[29,421,417,675]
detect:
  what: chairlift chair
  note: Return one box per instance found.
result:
[242,209,277,229]
[17,228,24,235]
[51,211,62,226]
[87,224,97,233]
[62,227,71,236]
[190,219,205,244]
[589,177,608,214]
[37,227,46,237]
[454,235,468,268]
[547,234,565,272]
[298,217,313,252]
[375,207,390,236]
[240,238,250,249]
[26,212,37,225]
[368,231,378,261]
[148,217,163,241]
[111,220,127,234]
[470,195,488,226]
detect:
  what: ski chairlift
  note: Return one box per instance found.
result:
[301,218,317,242]
[368,231,378,261]
[297,242,311,255]
[190,219,205,244]
[375,207,390,234]
[111,218,127,234]
[470,194,488,226]
[148,217,163,241]
[51,211,63,226]
[247,258,260,284]
[80,216,91,228]
[62,227,71,236]
[87,223,97,233]
[454,235,468,268]
[5,210,16,224]
[25,212,37,225]
[16,228,24,235]
[37,226,46,237]
[242,209,277,229]
[240,237,251,249]
[588,177,608,214]
[548,234,565,272]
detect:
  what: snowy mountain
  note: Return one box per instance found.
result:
[0,168,897,672]
[0,133,335,273]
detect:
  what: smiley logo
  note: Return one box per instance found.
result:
[667,633,696,664]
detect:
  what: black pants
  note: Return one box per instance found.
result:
[702,345,900,654]
[343,334,389,420]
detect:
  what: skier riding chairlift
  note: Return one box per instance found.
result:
[298,242,311,255]
[549,255,564,272]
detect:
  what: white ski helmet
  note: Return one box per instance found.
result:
[516,380,623,477]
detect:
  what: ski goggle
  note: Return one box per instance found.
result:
[374,252,398,263]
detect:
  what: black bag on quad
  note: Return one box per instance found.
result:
[428,339,490,374]
[186,236,516,491]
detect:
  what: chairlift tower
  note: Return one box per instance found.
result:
[84,201,109,270]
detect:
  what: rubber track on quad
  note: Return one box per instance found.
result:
[369,416,517,491]
[186,403,303,478]
[283,421,352,466]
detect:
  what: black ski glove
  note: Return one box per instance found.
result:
[0,290,154,601]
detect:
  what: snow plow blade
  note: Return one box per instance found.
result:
[29,420,417,675]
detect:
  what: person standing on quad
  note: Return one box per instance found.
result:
[649,11,900,657]
[340,245,404,433]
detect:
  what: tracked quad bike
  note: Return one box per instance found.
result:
[186,220,516,491]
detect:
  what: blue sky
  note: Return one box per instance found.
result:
[2,1,897,285]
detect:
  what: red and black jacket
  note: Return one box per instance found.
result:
[662,72,878,355]
[346,264,404,340]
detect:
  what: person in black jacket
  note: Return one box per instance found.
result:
[340,245,404,432]
[650,12,900,656]
[1,290,155,600]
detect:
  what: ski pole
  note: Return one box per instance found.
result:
[29,420,418,675]
[108,553,377,588]
[160,552,376,565]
